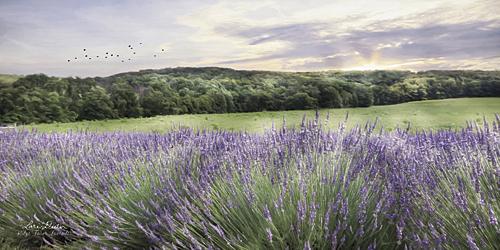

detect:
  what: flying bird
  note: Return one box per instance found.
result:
[69,43,167,65]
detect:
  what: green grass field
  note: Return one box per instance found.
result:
[0,74,21,85]
[27,97,500,133]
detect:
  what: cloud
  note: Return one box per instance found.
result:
[178,0,500,71]
[0,0,499,76]
[211,10,500,70]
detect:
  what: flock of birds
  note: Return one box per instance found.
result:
[67,43,167,63]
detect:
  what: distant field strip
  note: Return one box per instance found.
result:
[28,97,500,133]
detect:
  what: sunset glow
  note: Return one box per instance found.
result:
[0,0,499,76]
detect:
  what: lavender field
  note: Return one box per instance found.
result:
[0,115,499,249]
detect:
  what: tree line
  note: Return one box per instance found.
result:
[0,67,499,124]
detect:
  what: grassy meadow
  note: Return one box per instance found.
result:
[0,74,21,85]
[27,97,500,133]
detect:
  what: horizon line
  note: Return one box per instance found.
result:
[2,66,500,79]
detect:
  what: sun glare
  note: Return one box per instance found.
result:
[343,50,388,71]
[347,63,383,71]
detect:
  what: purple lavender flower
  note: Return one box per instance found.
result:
[266,228,273,244]
[263,204,271,221]
[488,204,497,225]
[303,240,311,250]
[466,233,480,250]
[1,115,499,249]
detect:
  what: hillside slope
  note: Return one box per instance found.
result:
[0,74,21,85]
[28,97,500,133]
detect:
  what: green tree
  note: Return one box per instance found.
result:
[353,85,374,107]
[110,82,142,118]
[285,92,317,110]
[79,86,116,120]
[13,74,49,89]
[318,83,343,108]
[141,87,177,116]
[66,78,97,118]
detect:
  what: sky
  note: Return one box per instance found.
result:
[0,0,499,77]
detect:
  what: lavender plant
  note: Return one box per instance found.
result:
[0,115,498,249]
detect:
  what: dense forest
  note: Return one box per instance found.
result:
[0,67,499,124]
